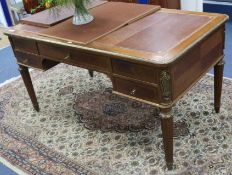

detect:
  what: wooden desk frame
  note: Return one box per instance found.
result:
[4,8,228,170]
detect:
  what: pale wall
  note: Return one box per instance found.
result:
[181,0,203,12]
[0,3,8,27]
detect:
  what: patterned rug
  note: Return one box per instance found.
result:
[0,64,231,175]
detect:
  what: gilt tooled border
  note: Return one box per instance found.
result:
[160,70,172,103]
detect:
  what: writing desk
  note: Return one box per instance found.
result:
[4,2,228,170]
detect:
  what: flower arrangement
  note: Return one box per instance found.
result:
[31,0,53,14]
[32,0,94,25]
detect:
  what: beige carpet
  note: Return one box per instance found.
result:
[0,27,10,48]
[0,64,231,175]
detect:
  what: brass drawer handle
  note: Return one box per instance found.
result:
[64,53,71,60]
[22,58,28,64]
[130,89,136,95]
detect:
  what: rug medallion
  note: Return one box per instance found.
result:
[0,64,231,175]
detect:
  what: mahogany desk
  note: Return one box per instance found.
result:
[109,0,180,9]
[4,4,228,170]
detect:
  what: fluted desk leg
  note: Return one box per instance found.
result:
[18,65,39,112]
[214,58,224,113]
[160,108,173,170]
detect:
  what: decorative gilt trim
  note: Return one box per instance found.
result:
[216,59,225,66]
[112,91,173,108]
[160,70,172,102]
[159,111,172,119]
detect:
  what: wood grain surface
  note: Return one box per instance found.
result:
[4,3,228,170]
[20,0,107,27]
[39,2,160,44]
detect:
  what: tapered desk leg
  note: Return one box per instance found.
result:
[88,70,94,78]
[18,65,39,112]
[214,59,224,113]
[160,108,173,170]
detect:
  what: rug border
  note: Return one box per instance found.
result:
[0,69,33,88]
[0,75,21,88]
[0,122,97,175]
[0,156,28,175]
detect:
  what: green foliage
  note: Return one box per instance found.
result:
[31,0,91,15]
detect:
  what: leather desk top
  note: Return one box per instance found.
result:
[4,4,228,65]
[39,2,160,44]
[20,0,107,27]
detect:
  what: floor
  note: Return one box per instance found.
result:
[0,24,18,173]
[0,163,17,175]
[0,27,10,48]
[0,4,231,175]
[209,22,232,77]
[0,27,21,175]
[204,1,232,77]
[0,46,18,84]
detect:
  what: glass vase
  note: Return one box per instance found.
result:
[72,4,94,25]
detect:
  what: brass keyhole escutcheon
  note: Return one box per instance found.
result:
[130,89,136,95]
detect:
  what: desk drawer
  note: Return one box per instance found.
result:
[38,43,69,60]
[70,50,110,71]
[112,59,156,83]
[15,51,42,68]
[38,43,110,72]
[114,77,157,102]
[12,38,38,54]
